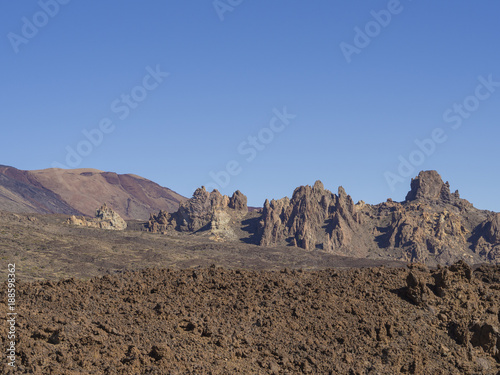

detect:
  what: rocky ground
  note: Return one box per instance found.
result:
[0,210,404,282]
[1,169,500,374]
[1,262,499,374]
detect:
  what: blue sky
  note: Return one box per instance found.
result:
[1,1,500,210]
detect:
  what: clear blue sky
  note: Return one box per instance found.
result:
[1,1,500,210]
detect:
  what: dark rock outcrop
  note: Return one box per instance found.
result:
[255,171,497,266]
[471,213,500,261]
[406,270,431,306]
[405,170,471,209]
[229,190,247,211]
[406,170,454,203]
[257,181,367,256]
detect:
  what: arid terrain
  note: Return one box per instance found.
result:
[4,0,499,372]
[1,262,499,374]
[1,208,499,374]
[1,167,500,373]
[0,210,404,282]
[2,166,499,267]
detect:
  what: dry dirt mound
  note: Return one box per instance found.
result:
[2,263,499,374]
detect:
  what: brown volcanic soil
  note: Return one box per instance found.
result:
[1,264,499,374]
[1,210,499,374]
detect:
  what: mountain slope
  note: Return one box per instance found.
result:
[0,166,186,220]
[0,166,81,215]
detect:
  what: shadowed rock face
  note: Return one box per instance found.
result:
[405,170,464,206]
[229,190,247,211]
[483,213,500,244]
[471,213,500,261]
[13,164,496,266]
[257,181,366,256]
[145,170,500,266]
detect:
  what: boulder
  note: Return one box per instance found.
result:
[66,203,127,230]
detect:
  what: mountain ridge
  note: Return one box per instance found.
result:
[3,165,499,266]
[0,165,186,220]
[146,170,499,266]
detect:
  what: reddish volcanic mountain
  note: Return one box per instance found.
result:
[0,166,185,220]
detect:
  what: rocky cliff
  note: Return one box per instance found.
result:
[147,187,248,241]
[257,181,368,255]
[11,164,495,266]
[256,171,498,266]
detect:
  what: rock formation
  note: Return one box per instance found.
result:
[372,171,486,264]
[406,170,455,203]
[471,213,500,261]
[67,203,127,230]
[255,171,497,266]
[147,187,248,241]
[257,181,367,256]
[148,170,498,266]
